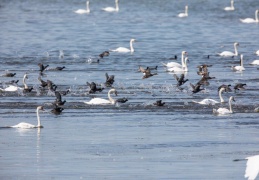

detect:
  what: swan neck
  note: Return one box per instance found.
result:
[108,90,115,103]
[229,98,233,113]
[130,41,134,52]
[185,7,188,14]
[86,3,89,11]
[181,53,185,67]
[23,75,28,89]
[219,89,224,102]
[234,44,238,56]
[256,11,259,22]
[115,1,119,11]
[240,56,244,67]
[184,58,188,71]
[37,109,41,127]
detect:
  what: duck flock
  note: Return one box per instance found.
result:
[1,0,259,179]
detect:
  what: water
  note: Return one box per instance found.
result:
[0,0,259,179]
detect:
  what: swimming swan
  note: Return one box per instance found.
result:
[240,9,259,23]
[111,39,135,53]
[0,74,28,92]
[250,59,259,65]
[167,57,189,73]
[75,1,90,14]
[224,0,235,11]
[193,87,226,105]
[161,51,188,68]
[102,0,119,12]
[178,5,188,17]
[231,54,245,71]
[218,42,239,57]
[245,155,259,180]
[213,96,235,115]
[84,89,118,105]
[9,106,44,129]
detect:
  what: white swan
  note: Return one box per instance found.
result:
[255,50,259,56]
[250,59,259,65]
[102,0,119,12]
[10,106,44,129]
[178,5,188,17]
[161,51,188,68]
[75,1,90,14]
[167,57,189,73]
[245,155,259,180]
[218,42,239,57]
[111,39,135,53]
[240,9,259,23]
[231,54,245,71]
[224,0,235,11]
[213,96,235,115]
[0,74,28,92]
[192,87,226,105]
[84,89,117,105]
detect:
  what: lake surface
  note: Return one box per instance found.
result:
[0,0,259,179]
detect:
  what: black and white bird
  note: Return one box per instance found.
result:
[54,91,66,106]
[173,74,188,86]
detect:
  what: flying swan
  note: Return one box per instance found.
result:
[111,39,135,53]
[102,0,119,12]
[74,1,90,14]
[213,96,235,115]
[240,9,259,23]
[84,89,118,105]
[218,42,239,57]
[8,106,44,129]
[192,87,226,105]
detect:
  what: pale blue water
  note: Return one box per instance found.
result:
[0,0,259,179]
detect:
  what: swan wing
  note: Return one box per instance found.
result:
[4,85,22,92]
[74,9,88,14]
[11,122,36,129]
[102,7,116,12]
[250,60,259,65]
[178,13,187,17]
[84,98,111,105]
[218,51,234,57]
[245,155,259,180]
[111,47,130,53]
[240,18,256,23]
[217,108,231,114]
[163,62,182,68]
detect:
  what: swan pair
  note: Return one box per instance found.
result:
[231,54,245,71]
[240,9,259,23]
[8,106,44,129]
[0,74,29,92]
[218,42,239,57]
[178,6,188,17]
[74,1,90,14]
[84,89,118,105]
[192,87,226,105]
[224,0,235,11]
[213,96,235,115]
[111,39,135,53]
[162,51,189,73]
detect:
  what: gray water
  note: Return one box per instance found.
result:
[0,0,259,179]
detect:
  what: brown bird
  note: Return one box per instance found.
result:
[138,66,158,79]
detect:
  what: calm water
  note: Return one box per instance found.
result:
[0,0,259,179]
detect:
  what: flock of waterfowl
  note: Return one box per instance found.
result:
[1,0,259,179]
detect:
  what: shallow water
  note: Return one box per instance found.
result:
[0,0,259,179]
